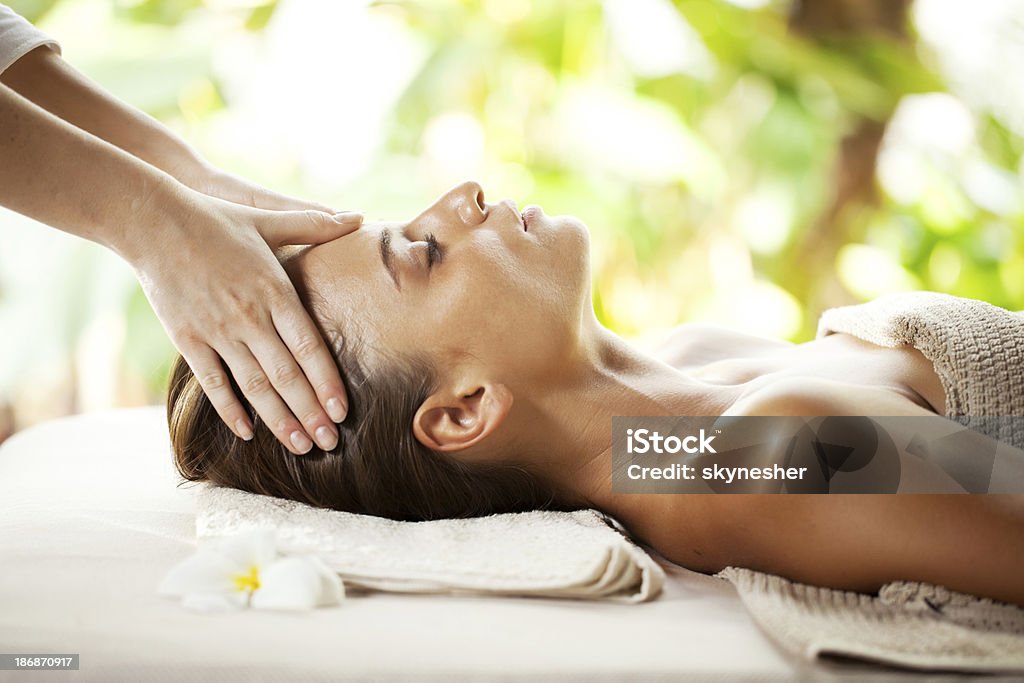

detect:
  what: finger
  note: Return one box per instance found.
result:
[220,343,321,456]
[211,170,338,213]
[248,187,337,214]
[246,331,341,453]
[258,209,364,248]
[271,298,349,423]
[182,343,254,442]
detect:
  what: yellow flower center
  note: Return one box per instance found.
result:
[232,565,261,593]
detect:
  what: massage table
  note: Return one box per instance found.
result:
[0,408,1010,682]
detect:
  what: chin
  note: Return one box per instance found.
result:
[552,214,592,317]
[548,213,590,256]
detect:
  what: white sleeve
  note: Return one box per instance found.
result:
[0,3,60,75]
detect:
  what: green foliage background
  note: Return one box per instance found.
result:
[1,0,1022,430]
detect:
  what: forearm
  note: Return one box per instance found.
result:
[1,47,334,213]
[0,47,204,187]
[0,82,187,259]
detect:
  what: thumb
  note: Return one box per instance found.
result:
[259,210,364,247]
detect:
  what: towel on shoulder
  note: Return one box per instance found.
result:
[817,291,1024,446]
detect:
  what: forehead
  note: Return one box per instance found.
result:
[287,222,405,337]
[299,220,401,286]
[301,222,394,273]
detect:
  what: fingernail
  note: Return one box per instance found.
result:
[236,419,254,441]
[290,430,313,454]
[334,211,364,224]
[326,397,347,422]
[315,425,339,451]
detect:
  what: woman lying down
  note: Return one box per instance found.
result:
[166,181,1024,607]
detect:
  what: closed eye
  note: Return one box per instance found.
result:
[425,233,444,268]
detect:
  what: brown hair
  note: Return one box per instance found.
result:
[166,295,565,521]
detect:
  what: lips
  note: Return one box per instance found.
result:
[521,205,542,232]
[520,210,528,232]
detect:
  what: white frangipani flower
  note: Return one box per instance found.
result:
[158,529,345,612]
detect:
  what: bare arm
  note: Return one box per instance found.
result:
[0,82,361,454]
[722,494,1024,606]
[0,81,177,250]
[715,381,1024,605]
[0,46,327,211]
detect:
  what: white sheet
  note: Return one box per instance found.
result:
[0,408,996,682]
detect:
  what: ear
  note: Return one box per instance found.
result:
[412,382,514,453]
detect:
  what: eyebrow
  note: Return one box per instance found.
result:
[378,228,400,291]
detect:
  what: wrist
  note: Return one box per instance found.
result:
[159,143,212,191]
[109,172,199,267]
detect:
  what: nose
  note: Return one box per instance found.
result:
[441,180,487,227]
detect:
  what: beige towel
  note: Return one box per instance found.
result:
[195,484,664,603]
[719,567,1024,673]
[719,292,1024,672]
[817,291,1024,446]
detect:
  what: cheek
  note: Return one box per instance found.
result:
[402,230,588,372]
[469,266,578,371]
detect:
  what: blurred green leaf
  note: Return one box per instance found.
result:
[245,2,278,31]
[113,0,202,26]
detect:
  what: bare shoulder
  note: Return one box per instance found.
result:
[651,322,792,371]
[725,376,935,417]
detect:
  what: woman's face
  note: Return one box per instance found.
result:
[292,181,592,387]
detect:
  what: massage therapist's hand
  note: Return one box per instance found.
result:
[1,49,359,455]
[178,161,339,215]
[128,189,363,454]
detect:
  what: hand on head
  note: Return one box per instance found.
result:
[130,187,363,455]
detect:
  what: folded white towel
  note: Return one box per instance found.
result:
[195,484,664,603]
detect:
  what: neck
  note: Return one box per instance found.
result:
[504,321,738,515]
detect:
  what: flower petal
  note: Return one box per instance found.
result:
[250,556,344,611]
[305,555,346,606]
[158,550,236,598]
[213,528,277,569]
